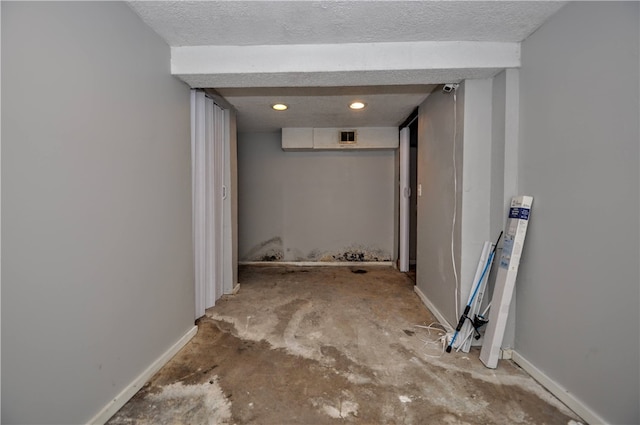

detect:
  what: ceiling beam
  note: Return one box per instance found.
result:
[171,41,520,88]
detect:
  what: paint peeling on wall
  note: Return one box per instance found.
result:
[242,237,284,261]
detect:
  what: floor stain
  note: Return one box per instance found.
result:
[108,266,582,425]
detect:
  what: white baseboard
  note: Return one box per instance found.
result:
[239,261,394,267]
[88,326,198,425]
[413,286,453,331]
[511,350,606,425]
[500,348,513,360]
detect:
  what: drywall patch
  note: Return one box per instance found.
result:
[243,236,284,261]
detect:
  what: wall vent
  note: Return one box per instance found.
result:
[339,130,357,144]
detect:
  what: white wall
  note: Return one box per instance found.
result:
[238,131,395,262]
[2,3,194,423]
[516,2,639,423]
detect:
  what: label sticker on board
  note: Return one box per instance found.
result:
[500,236,514,269]
[509,207,530,220]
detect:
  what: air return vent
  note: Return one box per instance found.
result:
[339,130,357,144]
[282,127,398,150]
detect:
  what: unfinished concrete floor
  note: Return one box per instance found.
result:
[108,265,582,425]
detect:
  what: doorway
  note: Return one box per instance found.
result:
[399,109,419,277]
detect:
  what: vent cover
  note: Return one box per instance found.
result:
[339,130,357,144]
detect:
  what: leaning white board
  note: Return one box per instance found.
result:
[480,196,533,368]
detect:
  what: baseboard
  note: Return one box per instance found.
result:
[500,348,513,360]
[239,261,394,267]
[413,286,453,331]
[88,325,198,425]
[511,350,606,425]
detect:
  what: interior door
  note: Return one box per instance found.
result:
[191,90,229,319]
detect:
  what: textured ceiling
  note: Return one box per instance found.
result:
[128,1,566,132]
[129,1,565,47]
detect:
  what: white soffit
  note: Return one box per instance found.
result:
[172,41,520,88]
[127,1,565,130]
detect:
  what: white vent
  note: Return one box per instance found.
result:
[282,127,398,150]
[339,130,357,144]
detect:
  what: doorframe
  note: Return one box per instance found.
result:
[398,108,419,272]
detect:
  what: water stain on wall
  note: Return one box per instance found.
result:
[243,237,284,261]
[316,245,391,262]
[244,240,390,263]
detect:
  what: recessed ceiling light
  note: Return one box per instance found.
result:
[349,101,366,110]
[272,103,288,111]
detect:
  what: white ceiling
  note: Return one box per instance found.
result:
[214,85,437,132]
[128,1,566,132]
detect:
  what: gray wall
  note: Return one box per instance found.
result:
[223,109,238,293]
[459,79,493,314]
[417,81,496,327]
[229,112,239,286]
[416,85,464,325]
[517,2,639,423]
[409,145,418,263]
[491,71,507,238]
[238,132,395,262]
[489,69,519,349]
[2,3,194,424]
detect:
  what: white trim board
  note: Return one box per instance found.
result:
[239,261,394,267]
[88,326,198,425]
[511,350,606,425]
[413,286,454,332]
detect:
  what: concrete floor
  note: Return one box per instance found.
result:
[108,265,582,425]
